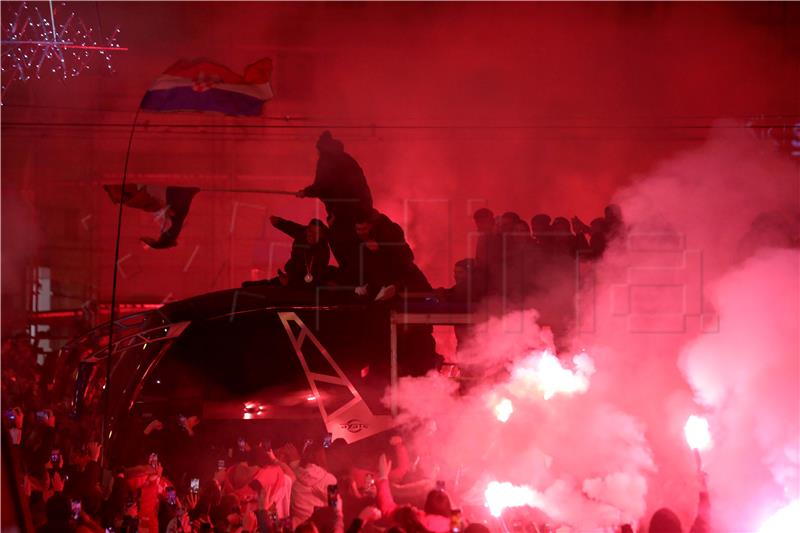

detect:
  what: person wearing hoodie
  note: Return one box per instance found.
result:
[291,442,338,527]
[297,131,373,285]
[353,209,432,301]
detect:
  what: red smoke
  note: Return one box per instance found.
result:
[391,127,799,530]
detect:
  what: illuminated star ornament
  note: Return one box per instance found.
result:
[1,1,126,97]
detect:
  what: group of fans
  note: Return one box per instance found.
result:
[0,131,728,533]
[243,131,430,303]
[247,131,624,350]
[3,375,492,533]
[3,390,708,533]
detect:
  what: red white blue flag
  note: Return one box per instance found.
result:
[140,58,273,116]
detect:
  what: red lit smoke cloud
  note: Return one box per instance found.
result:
[389,126,799,531]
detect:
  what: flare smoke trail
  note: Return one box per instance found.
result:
[390,125,799,530]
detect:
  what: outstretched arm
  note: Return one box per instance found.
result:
[270,216,306,240]
[299,159,330,198]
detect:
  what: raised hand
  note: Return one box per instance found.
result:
[185,492,199,511]
[87,442,102,462]
[51,471,65,493]
[144,419,163,435]
[377,453,392,480]
[358,506,382,523]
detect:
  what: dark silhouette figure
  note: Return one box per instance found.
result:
[298,131,373,284]
[354,210,432,300]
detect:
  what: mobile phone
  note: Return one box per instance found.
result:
[190,478,200,494]
[178,414,187,426]
[450,509,462,533]
[4,409,15,421]
[71,499,81,520]
[237,437,246,452]
[166,487,177,506]
[148,452,159,470]
[36,410,49,421]
[436,480,446,491]
[322,433,332,449]
[327,484,338,508]
[51,450,61,465]
[217,459,226,471]
[364,473,375,492]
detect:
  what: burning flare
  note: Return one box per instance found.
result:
[494,397,514,423]
[684,415,712,451]
[758,500,800,533]
[484,481,541,517]
[509,350,595,400]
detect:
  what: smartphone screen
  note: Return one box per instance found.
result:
[50,450,60,464]
[71,499,81,520]
[217,459,226,471]
[148,452,159,470]
[327,484,338,508]
[322,433,332,449]
[166,488,177,506]
[190,478,200,493]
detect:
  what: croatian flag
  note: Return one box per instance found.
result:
[140,57,273,116]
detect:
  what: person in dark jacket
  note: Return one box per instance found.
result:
[353,210,431,301]
[242,217,330,289]
[270,216,330,287]
[297,131,373,285]
[437,258,484,351]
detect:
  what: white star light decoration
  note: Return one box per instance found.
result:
[1,1,126,97]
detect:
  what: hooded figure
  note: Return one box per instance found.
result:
[354,210,432,300]
[297,132,373,284]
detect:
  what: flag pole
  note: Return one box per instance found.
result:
[102,106,142,466]
[199,188,296,195]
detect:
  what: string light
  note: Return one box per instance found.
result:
[1,1,126,97]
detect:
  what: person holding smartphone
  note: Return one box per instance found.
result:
[290,442,338,527]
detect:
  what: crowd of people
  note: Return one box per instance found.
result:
[2,383,494,533]
[244,130,626,350]
[1,131,722,533]
[3,391,709,533]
